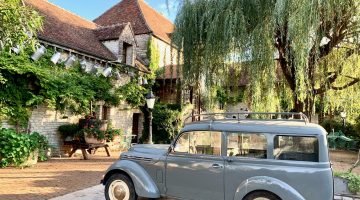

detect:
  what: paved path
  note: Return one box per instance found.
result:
[50,185,358,200]
[49,185,164,200]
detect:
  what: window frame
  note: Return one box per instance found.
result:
[171,131,223,157]
[224,132,269,160]
[273,134,320,162]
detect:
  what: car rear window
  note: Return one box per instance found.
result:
[226,133,267,159]
[274,135,319,162]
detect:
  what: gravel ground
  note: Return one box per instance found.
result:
[0,149,358,200]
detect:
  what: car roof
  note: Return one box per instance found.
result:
[181,120,327,136]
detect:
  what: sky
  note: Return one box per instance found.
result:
[48,0,179,22]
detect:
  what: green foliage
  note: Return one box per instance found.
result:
[105,128,123,141]
[0,0,43,83]
[119,79,148,108]
[29,132,49,162]
[0,128,49,168]
[0,0,43,51]
[141,103,182,144]
[147,37,160,79]
[74,119,122,141]
[321,117,359,139]
[173,0,359,113]
[0,48,123,128]
[216,86,245,108]
[58,124,80,138]
[335,171,360,193]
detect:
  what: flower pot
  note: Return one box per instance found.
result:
[84,132,105,144]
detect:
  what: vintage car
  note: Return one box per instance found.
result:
[101,112,333,200]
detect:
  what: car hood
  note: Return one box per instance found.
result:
[129,144,170,156]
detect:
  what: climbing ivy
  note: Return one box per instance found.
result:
[0,47,125,129]
[147,37,160,80]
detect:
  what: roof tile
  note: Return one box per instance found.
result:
[94,0,174,44]
[25,0,117,60]
[94,23,127,41]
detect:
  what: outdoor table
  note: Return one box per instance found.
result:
[64,140,110,160]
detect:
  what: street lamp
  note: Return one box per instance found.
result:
[146,91,156,144]
[340,111,347,133]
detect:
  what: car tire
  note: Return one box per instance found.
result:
[243,190,281,200]
[105,173,137,200]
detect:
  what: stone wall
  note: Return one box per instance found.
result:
[102,40,120,58]
[134,34,150,61]
[134,34,180,68]
[153,37,179,67]
[28,105,82,156]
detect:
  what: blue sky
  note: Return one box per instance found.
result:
[48,0,179,22]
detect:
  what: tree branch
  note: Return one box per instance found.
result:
[330,76,360,91]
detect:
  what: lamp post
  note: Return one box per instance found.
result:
[146,91,156,144]
[340,111,346,133]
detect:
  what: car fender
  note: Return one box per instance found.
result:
[234,176,305,200]
[104,159,160,198]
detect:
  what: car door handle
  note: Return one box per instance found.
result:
[211,164,223,169]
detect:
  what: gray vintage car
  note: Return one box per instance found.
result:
[101,112,333,200]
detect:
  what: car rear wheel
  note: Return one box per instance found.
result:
[243,191,281,200]
[105,174,137,200]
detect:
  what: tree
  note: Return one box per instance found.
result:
[0,0,43,82]
[173,0,360,114]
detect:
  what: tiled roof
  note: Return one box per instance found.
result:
[157,65,182,80]
[25,0,117,60]
[94,0,174,44]
[94,23,127,41]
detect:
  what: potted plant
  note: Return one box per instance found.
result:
[106,128,123,143]
[58,123,80,141]
[78,127,106,144]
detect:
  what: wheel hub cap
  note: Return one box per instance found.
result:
[109,180,130,200]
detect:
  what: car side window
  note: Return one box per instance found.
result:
[174,132,190,153]
[274,135,319,162]
[226,132,267,159]
[174,131,221,156]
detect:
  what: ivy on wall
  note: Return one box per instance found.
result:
[0,47,140,129]
[147,37,160,80]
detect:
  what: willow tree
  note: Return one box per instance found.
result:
[173,0,359,114]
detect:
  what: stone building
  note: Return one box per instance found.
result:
[1,0,183,154]
[8,0,155,154]
[94,0,182,103]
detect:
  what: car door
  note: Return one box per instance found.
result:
[224,132,269,200]
[165,131,224,200]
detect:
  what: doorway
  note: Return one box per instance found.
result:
[132,113,140,143]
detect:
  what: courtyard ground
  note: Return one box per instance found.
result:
[0,149,358,200]
[0,150,121,200]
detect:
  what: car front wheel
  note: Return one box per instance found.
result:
[243,191,281,200]
[105,173,137,200]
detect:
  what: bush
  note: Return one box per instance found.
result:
[58,123,80,138]
[335,172,360,193]
[141,103,183,144]
[320,117,358,139]
[0,128,49,167]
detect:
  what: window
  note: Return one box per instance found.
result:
[226,133,267,158]
[102,106,109,120]
[122,42,132,64]
[174,131,221,156]
[274,136,319,162]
